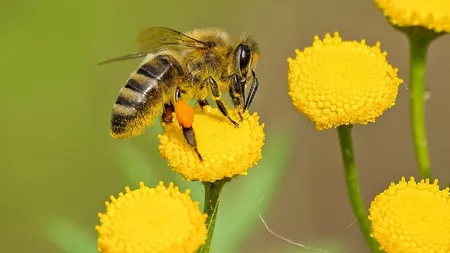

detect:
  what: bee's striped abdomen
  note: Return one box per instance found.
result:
[111,54,183,138]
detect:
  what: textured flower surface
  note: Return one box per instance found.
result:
[287,32,402,130]
[375,0,450,33]
[96,182,207,253]
[369,177,450,253]
[159,106,265,182]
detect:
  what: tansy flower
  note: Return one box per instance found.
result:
[374,0,450,33]
[159,105,265,182]
[369,177,450,253]
[96,181,207,253]
[287,32,402,130]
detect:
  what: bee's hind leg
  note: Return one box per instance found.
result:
[174,88,203,161]
[181,126,203,161]
[204,76,239,127]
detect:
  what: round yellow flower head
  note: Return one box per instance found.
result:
[374,0,450,33]
[96,181,207,253]
[159,106,265,182]
[287,32,402,130]
[369,177,450,253]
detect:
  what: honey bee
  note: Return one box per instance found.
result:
[99,27,260,160]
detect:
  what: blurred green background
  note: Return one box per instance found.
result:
[2,1,450,252]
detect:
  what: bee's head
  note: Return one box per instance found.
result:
[234,35,259,79]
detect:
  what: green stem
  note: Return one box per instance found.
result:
[408,34,433,179]
[197,180,226,253]
[337,125,381,253]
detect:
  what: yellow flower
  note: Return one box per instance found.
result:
[287,32,402,130]
[369,177,450,253]
[374,0,450,33]
[159,106,265,182]
[96,181,207,253]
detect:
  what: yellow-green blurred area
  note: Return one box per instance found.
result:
[2,0,450,253]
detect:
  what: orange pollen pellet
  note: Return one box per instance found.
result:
[175,100,194,128]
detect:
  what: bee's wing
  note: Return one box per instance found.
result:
[97,52,150,65]
[137,27,208,52]
[98,27,208,65]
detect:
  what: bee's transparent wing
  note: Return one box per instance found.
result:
[137,27,208,52]
[98,27,208,65]
[98,52,149,65]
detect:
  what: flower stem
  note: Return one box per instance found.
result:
[337,125,381,253]
[407,33,433,179]
[197,180,226,253]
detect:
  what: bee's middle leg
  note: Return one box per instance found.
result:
[204,76,239,127]
[197,99,210,110]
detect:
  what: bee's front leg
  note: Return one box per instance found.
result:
[204,76,239,127]
[244,70,259,110]
[227,74,245,121]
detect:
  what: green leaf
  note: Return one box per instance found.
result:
[210,129,294,252]
[44,217,97,253]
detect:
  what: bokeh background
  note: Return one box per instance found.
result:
[2,0,450,252]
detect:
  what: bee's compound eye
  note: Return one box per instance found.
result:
[238,44,251,70]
